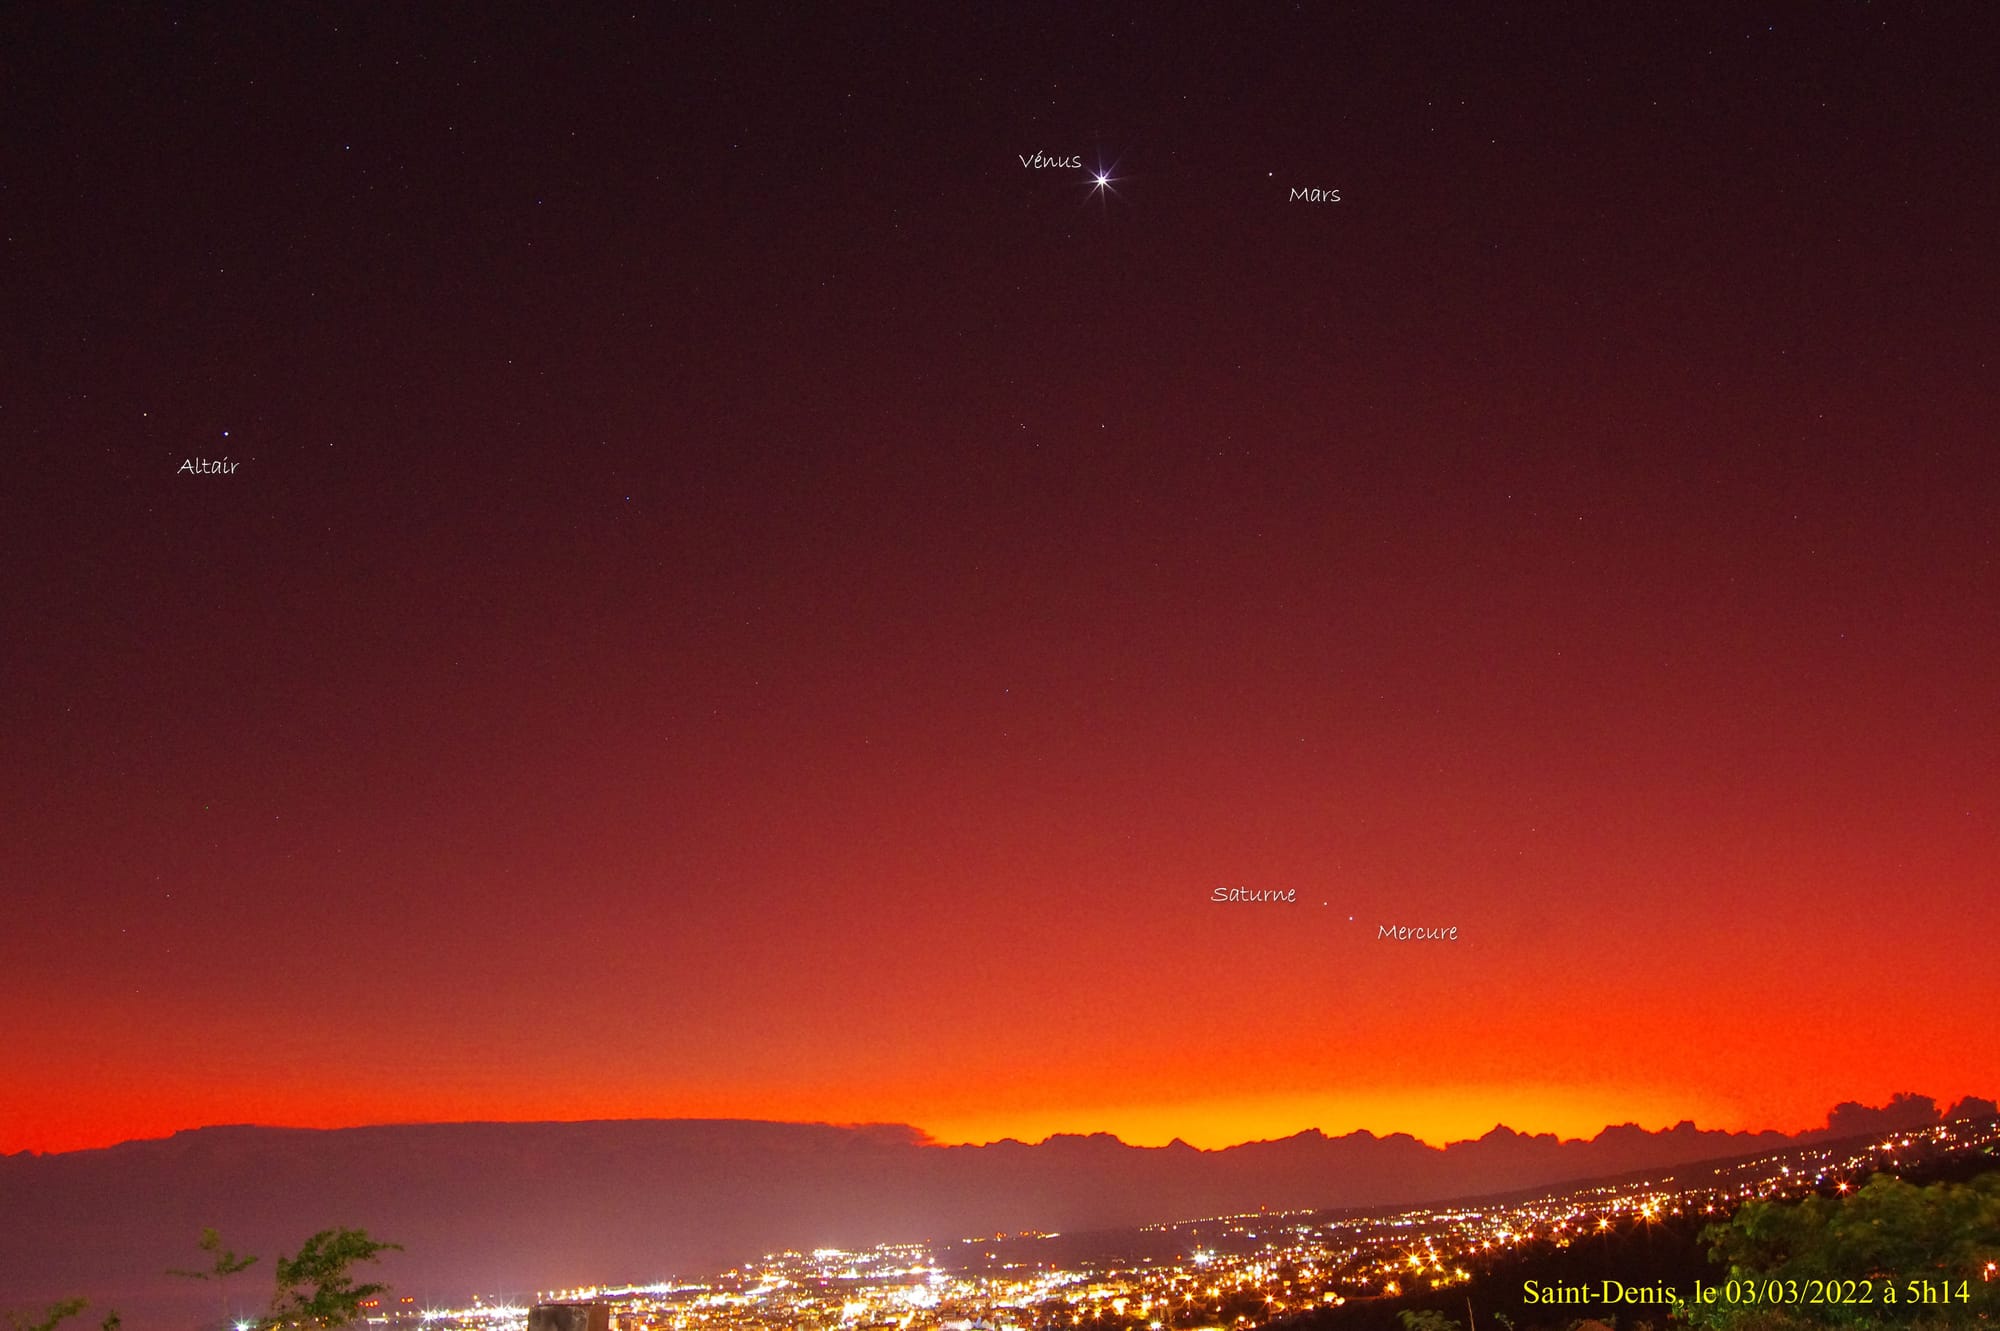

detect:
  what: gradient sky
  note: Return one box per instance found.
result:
[4,4,1996,1156]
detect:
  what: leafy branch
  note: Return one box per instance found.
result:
[264,1229,403,1331]
[5,1300,118,1331]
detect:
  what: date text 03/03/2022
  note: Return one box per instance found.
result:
[1523,1278,1975,1310]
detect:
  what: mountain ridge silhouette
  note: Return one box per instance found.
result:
[3,1093,1990,1330]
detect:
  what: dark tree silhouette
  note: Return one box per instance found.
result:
[264,1229,402,1331]
[1697,1173,2000,1327]
[1396,1311,1462,1331]
[170,1227,260,1326]
[5,1300,118,1331]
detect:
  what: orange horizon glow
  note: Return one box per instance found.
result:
[11,842,1994,1159]
[9,1078,1992,1158]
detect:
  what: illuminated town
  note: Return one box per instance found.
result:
[372,1117,1999,1331]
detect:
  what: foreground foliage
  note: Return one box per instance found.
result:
[7,1226,398,1331]
[1694,1172,2000,1327]
[266,1229,402,1330]
[4,1301,116,1331]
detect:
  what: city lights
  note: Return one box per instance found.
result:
[367,1117,2000,1331]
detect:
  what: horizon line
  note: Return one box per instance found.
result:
[12,1090,1990,1160]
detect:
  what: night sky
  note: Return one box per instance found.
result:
[5,4,1996,1157]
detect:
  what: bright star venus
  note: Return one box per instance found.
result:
[1084,157,1124,212]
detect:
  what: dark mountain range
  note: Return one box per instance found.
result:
[2,1094,1989,1330]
